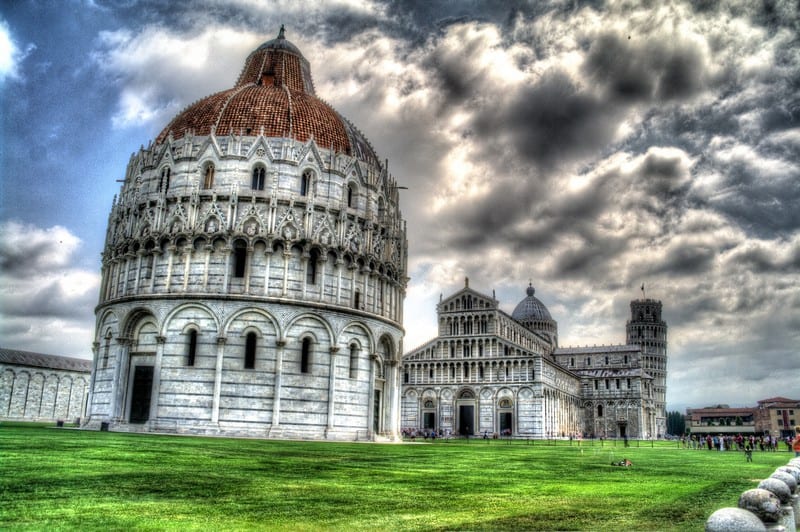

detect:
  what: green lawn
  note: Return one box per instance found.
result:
[0,423,792,531]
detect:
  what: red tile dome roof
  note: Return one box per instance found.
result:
[156,26,380,167]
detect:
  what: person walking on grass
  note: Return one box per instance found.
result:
[792,426,800,457]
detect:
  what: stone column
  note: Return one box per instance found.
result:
[111,337,132,422]
[182,246,191,292]
[222,245,232,293]
[327,346,339,433]
[272,339,286,427]
[335,257,343,305]
[244,245,254,294]
[165,245,176,290]
[367,353,378,438]
[148,335,166,424]
[85,341,100,425]
[386,359,400,440]
[133,250,144,293]
[263,247,272,296]
[282,249,290,297]
[211,336,226,424]
[149,250,160,293]
[202,244,212,290]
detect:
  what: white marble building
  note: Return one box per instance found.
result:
[85,28,408,441]
[1,348,91,423]
[401,281,665,439]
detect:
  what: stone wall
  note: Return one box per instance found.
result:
[0,362,90,423]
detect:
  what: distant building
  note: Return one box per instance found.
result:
[401,280,665,439]
[755,397,799,438]
[0,347,91,423]
[685,405,757,435]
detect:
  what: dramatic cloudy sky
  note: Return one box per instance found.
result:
[1,0,798,412]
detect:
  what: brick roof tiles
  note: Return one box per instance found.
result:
[155,31,380,167]
[0,347,92,372]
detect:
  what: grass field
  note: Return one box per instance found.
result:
[0,423,793,531]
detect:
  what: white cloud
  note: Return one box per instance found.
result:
[0,17,34,83]
[0,222,99,358]
[94,26,264,129]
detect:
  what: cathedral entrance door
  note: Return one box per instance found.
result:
[423,412,435,430]
[458,405,474,436]
[500,412,513,434]
[129,365,153,423]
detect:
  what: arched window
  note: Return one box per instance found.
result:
[159,167,171,193]
[244,332,257,369]
[102,332,112,369]
[597,405,603,418]
[353,290,361,310]
[233,240,247,278]
[307,249,319,285]
[347,183,355,208]
[203,163,215,189]
[349,343,358,379]
[300,170,312,196]
[186,329,197,367]
[252,165,266,190]
[404,371,409,383]
[300,337,312,374]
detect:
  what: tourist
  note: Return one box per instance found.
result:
[792,426,800,457]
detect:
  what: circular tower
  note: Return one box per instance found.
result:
[86,28,408,441]
[626,299,667,437]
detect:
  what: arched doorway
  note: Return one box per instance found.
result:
[456,389,475,436]
[422,399,436,430]
[498,398,513,435]
[125,316,159,424]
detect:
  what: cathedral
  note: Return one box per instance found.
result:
[401,280,667,439]
[84,28,408,441]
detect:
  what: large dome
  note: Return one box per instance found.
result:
[512,284,558,347]
[156,26,380,167]
[512,284,553,322]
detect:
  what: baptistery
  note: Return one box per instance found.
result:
[85,27,408,440]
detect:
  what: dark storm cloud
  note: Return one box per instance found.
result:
[2,280,96,319]
[649,244,716,276]
[422,29,487,102]
[551,236,628,278]
[472,71,620,169]
[723,239,800,274]
[0,223,77,278]
[707,158,800,235]
[584,31,708,103]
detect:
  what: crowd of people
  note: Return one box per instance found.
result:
[680,433,795,452]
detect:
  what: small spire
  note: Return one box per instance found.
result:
[278,24,285,40]
[465,277,469,288]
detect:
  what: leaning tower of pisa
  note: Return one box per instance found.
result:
[626,298,668,437]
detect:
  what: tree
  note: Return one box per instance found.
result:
[666,410,686,435]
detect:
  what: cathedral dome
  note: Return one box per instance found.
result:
[155,26,380,167]
[512,284,553,322]
[512,283,558,347]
